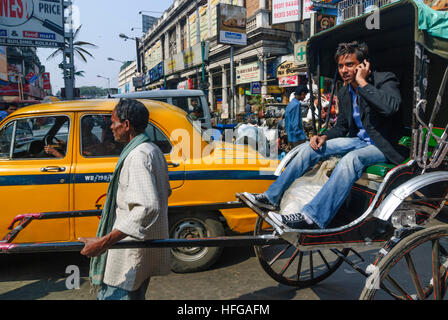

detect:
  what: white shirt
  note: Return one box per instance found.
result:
[103,142,172,291]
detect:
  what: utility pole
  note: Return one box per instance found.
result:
[63,0,75,100]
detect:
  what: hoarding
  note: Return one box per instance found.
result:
[217,4,246,46]
[0,0,65,47]
[0,46,7,82]
[42,72,51,89]
[272,0,301,25]
[236,62,260,84]
[302,0,313,20]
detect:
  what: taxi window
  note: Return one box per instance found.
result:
[0,122,14,158]
[81,115,123,157]
[80,115,172,157]
[10,115,70,159]
[145,122,172,154]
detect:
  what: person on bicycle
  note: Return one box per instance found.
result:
[243,41,408,230]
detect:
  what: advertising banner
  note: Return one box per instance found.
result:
[0,46,7,82]
[189,12,198,47]
[42,72,51,89]
[0,0,65,47]
[272,0,301,25]
[217,4,246,46]
[199,5,208,41]
[236,62,260,85]
[279,75,299,87]
[302,0,313,20]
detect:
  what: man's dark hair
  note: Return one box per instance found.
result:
[114,98,149,134]
[295,85,309,96]
[334,41,369,63]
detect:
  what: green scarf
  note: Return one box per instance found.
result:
[89,133,150,285]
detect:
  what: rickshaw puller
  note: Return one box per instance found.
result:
[244,41,408,230]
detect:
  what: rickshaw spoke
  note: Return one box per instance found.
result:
[279,247,300,276]
[309,251,314,280]
[379,281,409,300]
[268,244,292,267]
[432,239,442,300]
[317,250,331,270]
[384,275,414,300]
[404,253,425,300]
[296,251,304,281]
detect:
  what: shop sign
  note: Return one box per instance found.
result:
[303,0,313,20]
[279,75,299,87]
[251,82,261,95]
[236,62,260,85]
[42,72,51,90]
[294,41,307,66]
[0,46,7,82]
[132,76,143,88]
[177,80,188,90]
[164,42,206,75]
[217,3,247,46]
[268,85,283,94]
[0,0,65,48]
[149,62,164,83]
[276,61,300,78]
[272,0,301,25]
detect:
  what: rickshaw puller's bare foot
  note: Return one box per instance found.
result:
[243,192,279,211]
[267,212,320,230]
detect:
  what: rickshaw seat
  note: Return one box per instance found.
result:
[362,128,444,179]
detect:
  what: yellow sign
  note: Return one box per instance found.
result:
[276,61,300,78]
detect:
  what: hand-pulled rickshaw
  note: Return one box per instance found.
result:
[237,0,448,300]
[1,0,448,300]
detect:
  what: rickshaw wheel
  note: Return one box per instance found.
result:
[253,216,349,288]
[360,224,448,300]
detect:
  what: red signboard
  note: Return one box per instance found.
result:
[25,72,35,81]
[42,72,51,90]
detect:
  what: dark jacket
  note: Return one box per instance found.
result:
[325,71,408,165]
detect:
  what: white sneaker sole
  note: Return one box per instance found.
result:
[243,192,277,211]
[267,211,286,227]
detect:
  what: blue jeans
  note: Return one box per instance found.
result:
[97,278,150,300]
[265,137,387,228]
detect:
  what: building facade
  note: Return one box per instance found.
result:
[137,0,307,117]
[118,60,138,94]
[0,46,48,102]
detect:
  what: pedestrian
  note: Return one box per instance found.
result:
[79,98,172,300]
[0,104,18,121]
[243,41,407,230]
[284,85,309,148]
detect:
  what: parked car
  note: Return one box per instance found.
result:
[0,99,278,272]
[112,90,212,130]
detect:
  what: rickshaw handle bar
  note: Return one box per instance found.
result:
[0,235,288,254]
[7,201,246,230]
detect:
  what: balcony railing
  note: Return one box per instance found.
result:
[337,0,399,22]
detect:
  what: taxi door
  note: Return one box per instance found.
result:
[73,113,185,239]
[0,113,74,243]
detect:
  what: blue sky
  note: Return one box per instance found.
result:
[37,0,174,94]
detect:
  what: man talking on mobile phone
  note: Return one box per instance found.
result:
[242,41,408,230]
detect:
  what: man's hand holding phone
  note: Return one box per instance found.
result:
[310,135,327,150]
[355,59,371,87]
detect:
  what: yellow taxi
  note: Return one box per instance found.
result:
[0,99,278,272]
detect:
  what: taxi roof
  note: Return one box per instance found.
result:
[13,98,189,124]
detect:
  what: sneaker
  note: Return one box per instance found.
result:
[267,211,320,230]
[243,192,278,211]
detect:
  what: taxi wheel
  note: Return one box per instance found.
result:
[169,211,225,273]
